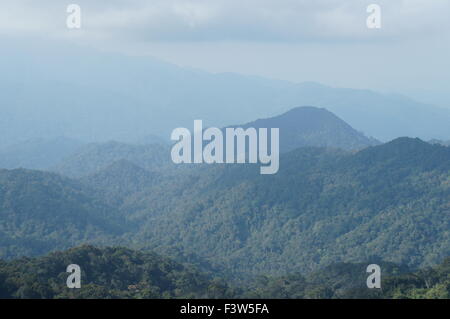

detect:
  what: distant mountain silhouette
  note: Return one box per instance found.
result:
[134,134,170,146]
[0,137,83,170]
[52,141,172,178]
[51,107,376,178]
[2,42,450,144]
[232,106,379,152]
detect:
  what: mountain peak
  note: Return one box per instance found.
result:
[238,106,378,152]
[352,137,450,171]
[368,137,436,153]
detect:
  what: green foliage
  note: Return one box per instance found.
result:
[382,257,450,299]
[244,258,450,299]
[0,246,448,299]
[0,246,237,299]
[124,138,450,277]
[0,137,448,294]
[0,169,127,259]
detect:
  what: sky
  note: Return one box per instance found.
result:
[1,0,449,107]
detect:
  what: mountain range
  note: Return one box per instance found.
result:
[1,42,450,148]
[0,106,377,173]
[51,141,172,178]
[0,137,83,170]
[121,137,449,277]
[0,137,448,278]
[0,105,448,297]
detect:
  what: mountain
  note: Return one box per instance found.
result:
[134,134,170,146]
[80,160,160,206]
[0,137,83,170]
[275,83,450,142]
[53,107,376,180]
[123,138,450,277]
[1,41,450,145]
[0,169,126,259]
[2,137,448,278]
[232,106,378,152]
[52,141,172,178]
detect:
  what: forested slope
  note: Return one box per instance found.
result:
[122,138,450,277]
[0,169,126,259]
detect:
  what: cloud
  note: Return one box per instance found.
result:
[0,0,449,43]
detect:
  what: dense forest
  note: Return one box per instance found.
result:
[0,246,237,299]
[0,246,448,299]
[121,137,450,277]
[0,169,127,259]
[0,138,449,282]
[0,107,449,298]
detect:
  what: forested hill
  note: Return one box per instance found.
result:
[127,137,449,277]
[0,138,448,282]
[0,246,448,299]
[0,169,127,259]
[52,141,172,178]
[79,160,161,206]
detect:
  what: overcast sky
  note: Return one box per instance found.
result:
[1,0,449,106]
